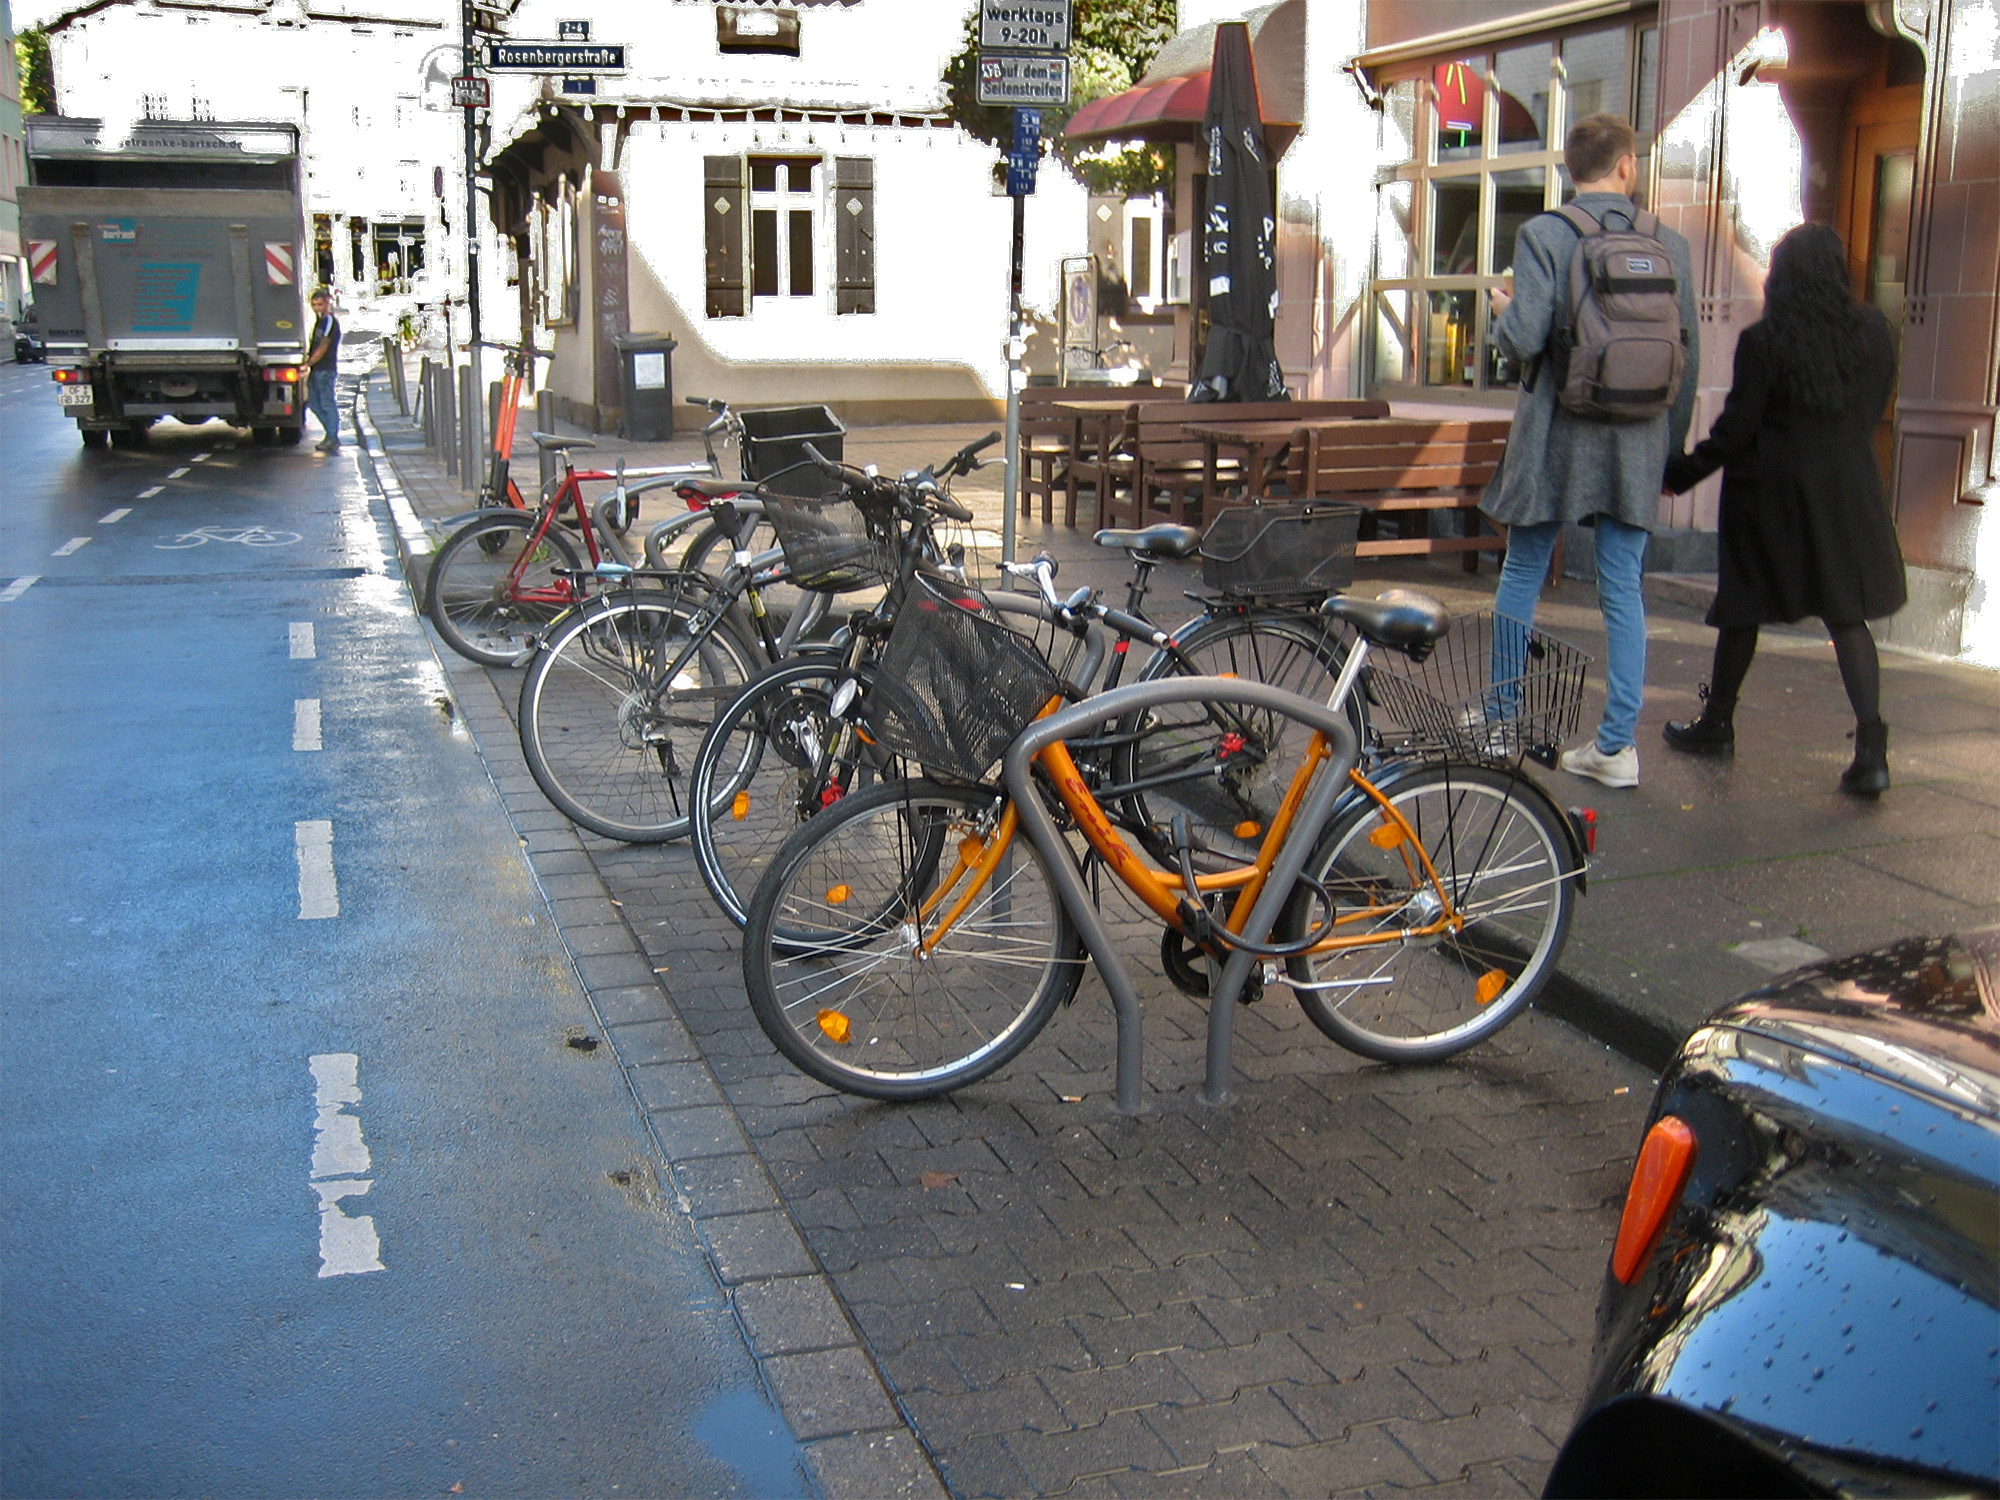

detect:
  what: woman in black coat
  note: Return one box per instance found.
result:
[1661,222,1906,795]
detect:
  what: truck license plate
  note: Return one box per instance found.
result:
[57,386,94,408]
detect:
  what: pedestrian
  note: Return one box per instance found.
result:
[305,288,341,453]
[1483,113,1699,789]
[1659,222,1905,796]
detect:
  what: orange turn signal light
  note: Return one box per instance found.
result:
[1611,1115,1697,1284]
[52,368,86,384]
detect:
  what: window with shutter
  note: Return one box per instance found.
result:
[832,157,875,316]
[704,155,747,318]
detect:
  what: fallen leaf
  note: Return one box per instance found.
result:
[449,1486,463,1495]
[920,1170,957,1190]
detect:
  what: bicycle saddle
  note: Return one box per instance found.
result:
[531,432,597,451]
[675,477,743,500]
[1323,589,1451,655]
[1092,524,1202,560]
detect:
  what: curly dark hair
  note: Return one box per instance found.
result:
[1761,223,1873,413]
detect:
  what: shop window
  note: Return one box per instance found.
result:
[313,213,334,289]
[374,221,424,293]
[1368,14,1660,393]
[349,218,367,284]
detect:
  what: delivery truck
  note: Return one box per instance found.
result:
[21,117,312,447]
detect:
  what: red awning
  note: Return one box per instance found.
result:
[1064,70,1300,154]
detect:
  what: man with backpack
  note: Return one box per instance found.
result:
[1485,114,1699,788]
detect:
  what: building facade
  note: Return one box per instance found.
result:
[2,0,26,350]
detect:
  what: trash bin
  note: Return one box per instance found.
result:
[740,404,845,496]
[614,333,677,442]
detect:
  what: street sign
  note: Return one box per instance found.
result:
[450,75,490,109]
[979,1,1071,53]
[557,19,591,39]
[484,41,627,74]
[977,53,1070,107]
[560,78,597,96]
[1007,158,1038,196]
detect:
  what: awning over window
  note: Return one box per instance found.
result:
[484,104,600,236]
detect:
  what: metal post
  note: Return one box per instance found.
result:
[387,337,408,416]
[537,389,557,493]
[457,363,479,492]
[1000,179,1027,566]
[441,365,458,476]
[417,358,433,443]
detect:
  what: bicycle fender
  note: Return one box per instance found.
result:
[1325,758,1587,894]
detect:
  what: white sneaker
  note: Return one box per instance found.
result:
[1560,742,1639,788]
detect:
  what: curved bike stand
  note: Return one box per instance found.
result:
[1002,678,1360,1114]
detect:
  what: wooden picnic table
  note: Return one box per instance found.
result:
[1044,396,1138,522]
[1178,417,1322,503]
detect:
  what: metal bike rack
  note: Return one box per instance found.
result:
[1002,678,1359,1114]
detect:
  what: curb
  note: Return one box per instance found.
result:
[351,371,950,1500]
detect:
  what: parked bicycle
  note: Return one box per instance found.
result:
[736,585,1592,1101]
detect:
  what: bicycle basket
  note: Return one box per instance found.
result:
[760,485,895,594]
[864,576,1062,784]
[1362,611,1591,762]
[1200,502,1361,600]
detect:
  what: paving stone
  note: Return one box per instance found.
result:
[604,1016,701,1065]
[899,1376,1069,1446]
[705,1209,819,1284]
[1167,1332,1326,1402]
[734,1275,855,1357]
[674,1152,782,1218]
[1382,1403,1562,1478]
[762,1346,903,1441]
[1001,1408,1180,1494]
[1251,1425,1436,1494]
[1275,1368,1444,1441]
[1038,1351,1207,1426]
[801,1429,947,1500]
[573,950,660,991]
[1139,1385,1317,1463]
[935,1433,1037,1499]
[649,1104,751,1163]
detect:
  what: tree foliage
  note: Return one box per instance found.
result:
[17,26,56,115]
[941,0,1178,192]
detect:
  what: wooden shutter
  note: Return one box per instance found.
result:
[704,155,747,318]
[832,157,875,316]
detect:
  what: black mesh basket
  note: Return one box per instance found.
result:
[1200,501,1361,600]
[865,576,1062,784]
[1363,611,1591,762]
[760,485,896,594]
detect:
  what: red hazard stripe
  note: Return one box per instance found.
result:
[265,242,295,285]
[29,241,59,283]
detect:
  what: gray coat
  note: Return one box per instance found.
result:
[1482,192,1699,530]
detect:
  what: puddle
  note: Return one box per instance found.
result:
[693,1387,810,1498]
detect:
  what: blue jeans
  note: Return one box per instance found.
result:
[1495,518,1648,753]
[307,368,339,444]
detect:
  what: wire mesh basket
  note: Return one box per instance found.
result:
[864,576,1063,784]
[759,485,896,594]
[1200,502,1361,600]
[1362,611,1591,762]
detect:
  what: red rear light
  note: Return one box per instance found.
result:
[52,368,85,384]
[265,366,304,383]
[1612,1115,1698,1284]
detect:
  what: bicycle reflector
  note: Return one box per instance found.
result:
[1611,1116,1698,1284]
[816,1010,851,1044]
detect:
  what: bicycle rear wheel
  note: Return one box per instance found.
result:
[680,512,833,642]
[1280,761,1577,1062]
[741,780,1084,1100]
[519,592,757,842]
[426,512,581,667]
[688,657,901,929]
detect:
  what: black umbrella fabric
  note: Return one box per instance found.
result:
[1188,21,1286,404]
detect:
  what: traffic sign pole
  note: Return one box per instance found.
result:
[460,0,482,389]
[1000,106,1039,568]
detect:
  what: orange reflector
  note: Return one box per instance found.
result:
[731,790,750,820]
[959,835,986,866]
[825,884,851,905]
[1475,969,1507,1006]
[1234,821,1262,840]
[1217,671,1239,679]
[1611,1115,1698,1284]
[816,1009,851,1044]
[1369,821,1406,850]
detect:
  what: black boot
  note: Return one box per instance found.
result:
[1840,719,1890,797]
[1663,686,1735,756]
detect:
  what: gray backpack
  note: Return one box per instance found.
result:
[1536,203,1686,422]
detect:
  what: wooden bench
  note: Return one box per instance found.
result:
[1017,385,1180,527]
[1095,400,1392,529]
[1282,418,1511,573]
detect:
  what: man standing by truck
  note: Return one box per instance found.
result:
[306,289,341,452]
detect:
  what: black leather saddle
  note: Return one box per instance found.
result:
[1092,524,1202,561]
[1323,589,1452,655]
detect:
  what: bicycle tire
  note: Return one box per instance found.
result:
[519,592,758,842]
[1279,761,1578,1063]
[688,657,900,929]
[1119,610,1357,870]
[741,779,1084,1100]
[426,512,582,667]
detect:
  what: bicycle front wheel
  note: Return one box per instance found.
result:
[426,512,582,667]
[741,780,1084,1100]
[689,657,901,929]
[520,593,757,842]
[1281,762,1578,1063]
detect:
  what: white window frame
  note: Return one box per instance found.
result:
[747,155,821,306]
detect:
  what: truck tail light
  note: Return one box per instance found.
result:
[265,366,304,383]
[1611,1115,1698,1284]
[52,368,87,384]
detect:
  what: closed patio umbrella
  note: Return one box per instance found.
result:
[1189,20,1286,403]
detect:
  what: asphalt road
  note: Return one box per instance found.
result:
[0,364,807,1498]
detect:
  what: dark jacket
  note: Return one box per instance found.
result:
[1666,310,1906,627]
[1483,192,1700,530]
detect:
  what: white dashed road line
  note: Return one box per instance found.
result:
[0,577,40,603]
[137,486,163,499]
[98,508,132,524]
[295,820,339,919]
[289,622,316,659]
[308,1054,383,1278]
[52,537,91,556]
[167,466,191,479]
[293,698,322,751]
[193,452,212,462]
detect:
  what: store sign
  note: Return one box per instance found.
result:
[1433,61,1481,133]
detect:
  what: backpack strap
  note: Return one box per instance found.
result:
[1523,205,1599,394]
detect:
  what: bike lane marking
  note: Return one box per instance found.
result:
[98,508,132,525]
[52,537,91,556]
[295,820,339,919]
[290,622,316,659]
[294,699,322,752]
[0,577,40,603]
[308,1054,384,1278]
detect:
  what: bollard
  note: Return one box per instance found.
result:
[538,390,557,493]
[440,365,458,477]
[386,337,408,417]
[457,363,479,494]
[416,358,432,442]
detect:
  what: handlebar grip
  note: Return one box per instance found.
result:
[799,442,848,479]
[684,396,709,406]
[965,430,1002,457]
[934,493,974,523]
